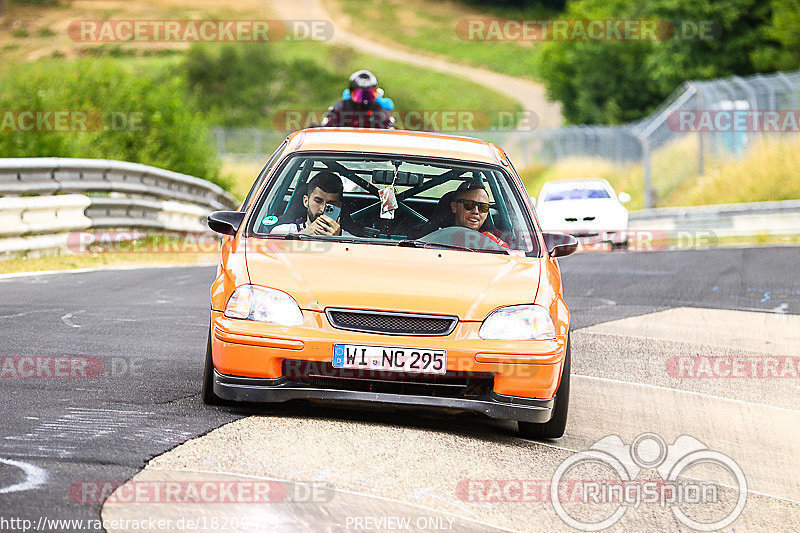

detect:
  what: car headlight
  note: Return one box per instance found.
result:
[224,285,303,326]
[479,304,556,340]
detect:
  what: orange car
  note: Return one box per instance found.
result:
[204,128,578,439]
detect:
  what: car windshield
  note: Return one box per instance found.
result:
[544,186,611,201]
[249,153,539,256]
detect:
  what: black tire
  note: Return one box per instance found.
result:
[202,326,225,405]
[518,334,570,440]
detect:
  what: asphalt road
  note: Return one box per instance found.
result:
[1,246,798,532]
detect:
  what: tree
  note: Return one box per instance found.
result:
[753,0,800,70]
[537,0,781,125]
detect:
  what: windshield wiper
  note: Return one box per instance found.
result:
[397,239,509,255]
[396,239,473,252]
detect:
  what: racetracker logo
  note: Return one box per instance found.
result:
[68,19,333,42]
[456,19,717,42]
[272,110,539,132]
[0,111,144,133]
[0,356,145,379]
[666,356,800,378]
[0,356,102,379]
[550,433,747,531]
[668,109,800,132]
[70,480,332,504]
[66,231,219,254]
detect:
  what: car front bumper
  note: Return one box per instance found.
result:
[213,370,555,423]
[209,310,566,422]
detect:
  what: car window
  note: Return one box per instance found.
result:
[248,153,539,256]
[544,187,611,202]
[240,139,289,212]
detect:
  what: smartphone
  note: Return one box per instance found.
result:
[323,203,341,222]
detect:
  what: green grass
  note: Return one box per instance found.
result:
[519,135,800,210]
[326,0,554,79]
[192,39,523,130]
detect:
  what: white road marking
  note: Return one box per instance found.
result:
[0,457,48,494]
[576,306,800,356]
[0,309,61,319]
[60,310,85,329]
[574,374,800,414]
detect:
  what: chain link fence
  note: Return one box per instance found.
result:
[479,70,800,207]
[212,69,800,208]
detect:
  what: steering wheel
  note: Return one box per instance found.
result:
[418,226,506,252]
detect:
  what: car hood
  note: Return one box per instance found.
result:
[244,238,542,321]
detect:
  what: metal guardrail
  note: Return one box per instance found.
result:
[0,157,236,211]
[0,158,238,257]
[629,200,800,238]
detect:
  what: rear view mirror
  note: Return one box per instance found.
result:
[618,192,631,204]
[372,169,422,186]
[543,232,579,258]
[208,211,246,235]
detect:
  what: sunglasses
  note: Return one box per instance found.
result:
[456,199,490,213]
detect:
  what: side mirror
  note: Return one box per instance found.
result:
[618,192,631,204]
[543,232,579,258]
[208,211,246,236]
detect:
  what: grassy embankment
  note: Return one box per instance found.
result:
[519,135,800,209]
[324,0,552,79]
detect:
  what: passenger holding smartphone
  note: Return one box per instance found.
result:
[270,171,350,237]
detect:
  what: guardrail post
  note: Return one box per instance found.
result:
[642,139,653,209]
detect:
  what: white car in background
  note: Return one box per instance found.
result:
[534,178,631,250]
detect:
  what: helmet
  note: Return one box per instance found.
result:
[349,70,378,90]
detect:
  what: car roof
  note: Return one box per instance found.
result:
[540,178,613,192]
[285,128,505,165]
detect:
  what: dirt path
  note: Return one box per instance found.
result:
[269,0,563,128]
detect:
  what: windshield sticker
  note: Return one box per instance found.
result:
[262,215,279,226]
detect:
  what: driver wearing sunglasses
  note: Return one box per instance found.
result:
[451,180,509,248]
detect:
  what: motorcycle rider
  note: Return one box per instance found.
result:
[321,70,395,129]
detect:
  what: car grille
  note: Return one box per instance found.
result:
[282,360,492,399]
[325,308,458,336]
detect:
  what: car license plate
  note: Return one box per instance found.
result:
[332,344,446,374]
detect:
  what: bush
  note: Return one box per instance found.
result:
[185,43,342,128]
[0,59,225,189]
